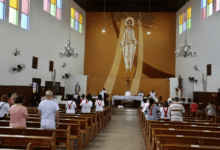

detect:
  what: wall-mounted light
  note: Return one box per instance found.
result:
[189,77,197,83]
[147,32,151,35]
[13,48,20,56]
[194,65,199,71]
[62,73,71,79]
[61,62,67,68]
[13,64,26,72]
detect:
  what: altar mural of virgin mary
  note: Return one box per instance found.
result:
[119,17,138,73]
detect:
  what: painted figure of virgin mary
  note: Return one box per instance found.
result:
[119,17,138,72]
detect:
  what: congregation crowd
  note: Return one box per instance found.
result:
[0,90,105,129]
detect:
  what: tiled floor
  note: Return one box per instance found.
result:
[85,108,146,150]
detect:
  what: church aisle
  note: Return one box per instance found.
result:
[85,108,146,150]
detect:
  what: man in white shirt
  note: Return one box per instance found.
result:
[168,97,185,121]
[52,97,58,104]
[100,88,107,100]
[150,89,156,100]
[125,90,131,96]
[138,90,144,97]
[38,90,60,129]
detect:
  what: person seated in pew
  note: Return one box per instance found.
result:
[168,97,185,122]
[0,94,10,120]
[9,96,28,128]
[8,93,17,107]
[41,93,46,101]
[143,98,160,121]
[205,100,216,115]
[80,94,86,104]
[190,99,198,113]
[66,95,76,114]
[95,95,105,112]
[160,101,170,119]
[38,90,60,129]
[80,95,93,113]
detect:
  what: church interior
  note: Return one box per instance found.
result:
[1,0,220,149]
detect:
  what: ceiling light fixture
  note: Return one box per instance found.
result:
[60,25,79,58]
[102,0,106,33]
[175,0,196,58]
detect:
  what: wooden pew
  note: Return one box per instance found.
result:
[0,121,82,150]
[0,142,33,150]
[0,134,56,150]
[0,126,73,150]
[157,144,220,150]
[155,135,220,150]
[151,128,220,150]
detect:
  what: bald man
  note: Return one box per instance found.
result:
[38,90,60,129]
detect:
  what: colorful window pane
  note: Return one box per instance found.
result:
[79,24,82,33]
[187,7,191,30]
[179,24,182,34]
[57,0,61,9]
[9,7,18,25]
[0,1,5,20]
[75,20,78,31]
[71,18,74,28]
[215,0,220,11]
[79,14,82,24]
[44,0,62,20]
[75,11,79,21]
[21,0,29,30]
[201,0,213,20]
[43,0,50,13]
[10,0,19,9]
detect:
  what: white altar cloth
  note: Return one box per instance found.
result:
[112,96,143,105]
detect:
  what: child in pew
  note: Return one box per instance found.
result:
[8,93,17,107]
[9,96,28,128]
[95,95,105,112]
[66,95,77,114]
[190,99,198,113]
[80,94,86,104]
[0,94,10,120]
[160,101,170,119]
[80,95,93,113]
[143,98,160,121]
[205,100,216,115]
[168,97,185,122]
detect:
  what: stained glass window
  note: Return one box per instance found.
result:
[215,0,220,11]
[79,14,82,33]
[0,0,5,20]
[71,7,75,29]
[9,0,19,25]
[21,0,30,30]
[179,14,183,34]
[179,7,191,34]
[44,0,62,20]
[187,7,191,29]
[201,0,213,20]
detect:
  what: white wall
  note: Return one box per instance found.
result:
[64,75,87,98]
[176,0,220,92]
[0,0,86,87]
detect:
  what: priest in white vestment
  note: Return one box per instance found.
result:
[150,89,156,100]
[125,90,131,96]
[100,88,107,100]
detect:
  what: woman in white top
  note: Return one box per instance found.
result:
[80,96,93,113]
[0,95,10,120]
[66,96,76,114]
[160,101,170,119]
[95,95,105,112]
